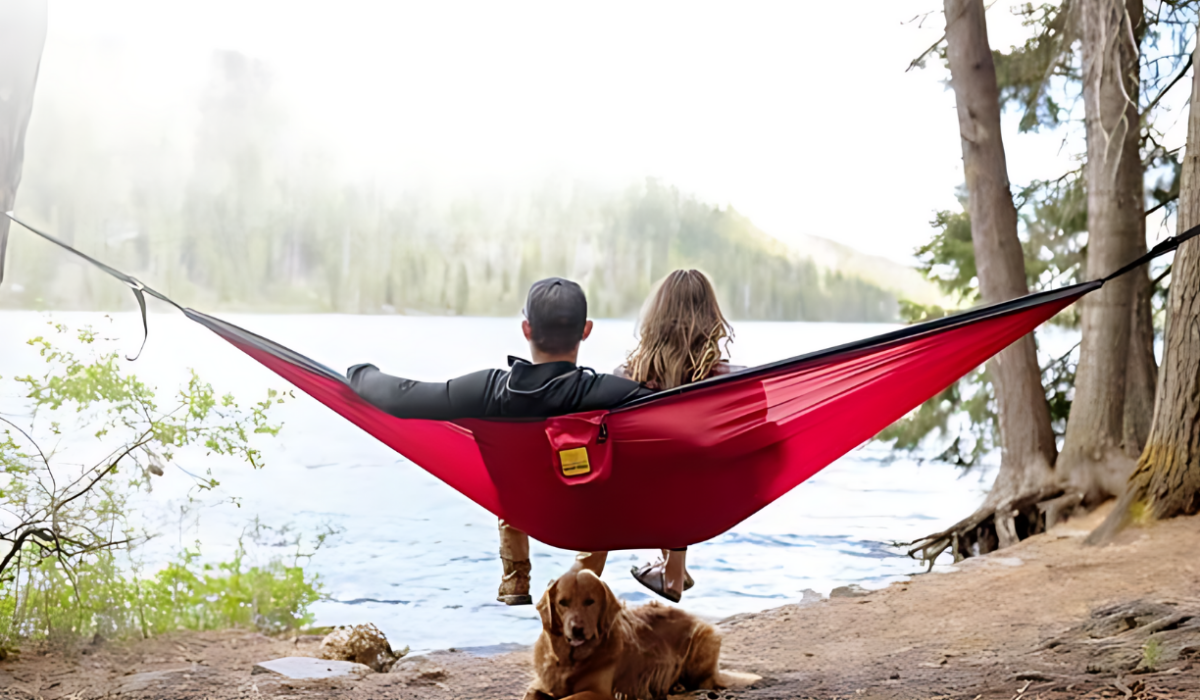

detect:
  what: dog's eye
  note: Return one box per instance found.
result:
[583,598,595,606]
[558,599,570,607]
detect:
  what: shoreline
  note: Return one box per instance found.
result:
[3,506,1199,699]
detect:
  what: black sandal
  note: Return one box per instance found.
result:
[633,558,694,589]
[630,561,688,603]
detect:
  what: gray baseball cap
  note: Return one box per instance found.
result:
[523,278,588,350]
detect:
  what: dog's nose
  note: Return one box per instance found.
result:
[571,626,585,639]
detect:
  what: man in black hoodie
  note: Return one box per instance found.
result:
[347,277,652,605]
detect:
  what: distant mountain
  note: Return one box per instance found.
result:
[785,232,945,307]
[2,178,922,324]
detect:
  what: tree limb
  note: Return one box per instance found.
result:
[0,527,46,576]
[907,33,947,72]
[1143,53,1193,117]
[1145,192,1180,218]
[0,415,51,472]
[52,433,153,515]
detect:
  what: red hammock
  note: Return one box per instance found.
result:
[184,286,1086,551]
[6,212,1195,552]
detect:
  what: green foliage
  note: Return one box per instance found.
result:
[913,207,977,304]
[992,2,1077,133]
[0,322,305,649]
[0,541,321,647]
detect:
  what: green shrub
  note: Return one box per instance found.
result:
[0,321,319,650]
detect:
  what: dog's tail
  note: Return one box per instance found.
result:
[716,670,761,689]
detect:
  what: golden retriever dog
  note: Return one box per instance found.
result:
[524,569,751,700]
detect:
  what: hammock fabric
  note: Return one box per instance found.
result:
[7,212,1198,552]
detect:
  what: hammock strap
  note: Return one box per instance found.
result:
[1102,223,1200,283]
[6,211,183,360]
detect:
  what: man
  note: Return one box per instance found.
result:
[348,277,652,605]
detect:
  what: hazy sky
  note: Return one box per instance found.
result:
[34,1,1190,265]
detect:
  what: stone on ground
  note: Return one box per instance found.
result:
[318,622,407,672]
[251,656,373,679]
[829,584,870,598]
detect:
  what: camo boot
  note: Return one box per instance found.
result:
[497,519,532,605]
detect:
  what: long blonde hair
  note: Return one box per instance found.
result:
[625,269,733,390]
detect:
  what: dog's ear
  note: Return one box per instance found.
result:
[537,578,561,635]
[592,572,622,637]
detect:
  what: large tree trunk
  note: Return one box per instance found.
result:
[1088,34,1200,544]
[1120,5,1156,461]
[1123,253,1157,456]
[0,0,48,282]
[909,0,1060,564]
[1056,0,1144,502]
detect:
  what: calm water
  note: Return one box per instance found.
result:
[0,311,996,653]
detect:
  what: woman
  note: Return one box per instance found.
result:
[572,269,741,602]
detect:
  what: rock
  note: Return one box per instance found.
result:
[390,655,450,686]
[110,666,206,693]
[800,588,824,604]
[829,584,870,598]
[251,656,373,680]
[317,623,408,673]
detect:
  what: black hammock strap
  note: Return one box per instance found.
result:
[5,211,184,360]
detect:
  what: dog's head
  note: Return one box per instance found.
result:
[537,569,621,647]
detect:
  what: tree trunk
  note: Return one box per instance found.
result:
[1057,0,1144,503]
[1120,3,1156,461]
[1088,33,1200,545]
[909,0,1060,563]
[0,0,48,282]
[1124,254,1157,456]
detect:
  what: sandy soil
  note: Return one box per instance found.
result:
[2,507,1199,700]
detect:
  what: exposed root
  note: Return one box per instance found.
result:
[906,487,1067,566]
[1039,599,1200,676]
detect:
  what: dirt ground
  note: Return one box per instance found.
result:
[3,506,1199,700]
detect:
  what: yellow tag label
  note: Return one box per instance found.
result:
[559,447,591,477]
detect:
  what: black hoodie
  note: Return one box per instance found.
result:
[346,356,654,420]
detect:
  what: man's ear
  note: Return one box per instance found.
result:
[522,319,534,342]
[581,319,593,341]
[537,578,561,635]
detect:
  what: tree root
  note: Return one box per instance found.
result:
[906,487,1068,566]
[1039,599,1200,676]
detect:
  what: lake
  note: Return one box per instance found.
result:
[0,310,996,653]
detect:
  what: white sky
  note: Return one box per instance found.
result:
[36,1,1189,265]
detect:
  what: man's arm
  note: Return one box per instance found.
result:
[347,364,500,420]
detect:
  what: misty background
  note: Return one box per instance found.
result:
[0,0,1043,321]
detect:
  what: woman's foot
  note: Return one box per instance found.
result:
[631,561,681,603]
[630,560,692,602]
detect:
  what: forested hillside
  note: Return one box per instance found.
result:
[0,50,909,321]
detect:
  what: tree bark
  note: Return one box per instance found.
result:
[0,0,48,282]
[1088,32,1200,544]
[910,0,1060,562]
[1121,6,1156,459]
[1123,254,1157,456]
[1057,0,1144,502]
